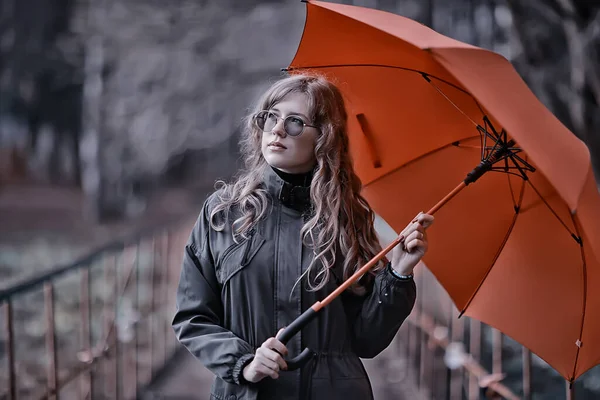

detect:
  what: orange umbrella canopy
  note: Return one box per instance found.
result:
[288,1,600,381]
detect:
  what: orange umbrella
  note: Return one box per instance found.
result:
[276,0,600,384]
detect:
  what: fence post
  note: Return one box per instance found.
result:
[468,319,481,400]
[522,347,532,400]
[149,236,158,379]
[492,329,502,376]
[103,254,118,399]
[79,269,92,399]
[132,242,140,397]
[163,231,172,357]
[4,301,17,400]
[419,272,430,393]
[44,282,59,400]
[566,381,575,400]
[450,306,464,400]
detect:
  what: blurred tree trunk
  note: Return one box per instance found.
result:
[424,0,434,28]
[505,0,600,187]
[0,0,15,115]
[79,0,107,221]
[0,0,82,186]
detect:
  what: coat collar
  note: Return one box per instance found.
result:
[263,165,313,213]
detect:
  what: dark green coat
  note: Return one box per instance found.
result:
[172,167,416,400]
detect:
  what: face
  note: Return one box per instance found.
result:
[260,92,319,174]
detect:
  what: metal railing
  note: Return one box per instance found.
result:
[396,266,592,400]
[0,216,195,399]
[4,215,597,399]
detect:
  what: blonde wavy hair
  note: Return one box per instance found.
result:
[210,73,385,295]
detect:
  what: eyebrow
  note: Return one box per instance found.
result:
[271,107,309,121]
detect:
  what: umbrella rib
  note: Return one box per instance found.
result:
[569,215,587,382]
[505,158,518,210]
[423,74,485,129]
[286,63,478,104]
[362,135,480,188]
[289,64,503,166]
[488,169,532,180]
[292,64,490,133]
[504,152,580,240]
[459,178,526,317]
[426,79,522,174]
[421,72,487,129]
[524,179,581,243]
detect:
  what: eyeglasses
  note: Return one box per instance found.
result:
[253,110,319,137]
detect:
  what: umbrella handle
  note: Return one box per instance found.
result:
[275,307,320,370]
[271,236,405,371]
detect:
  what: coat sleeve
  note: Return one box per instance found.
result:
[172,199,255,385]
[342,263,417,358]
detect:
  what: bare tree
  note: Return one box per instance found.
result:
[505,0,600,187]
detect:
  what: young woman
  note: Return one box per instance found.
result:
[172,73,434,400]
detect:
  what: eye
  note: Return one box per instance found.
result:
[288,116,305,127]
[266,111,278,123]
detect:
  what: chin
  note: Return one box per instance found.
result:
[268,162,293,172]
[264,155,288,170]
[263,153,314,174]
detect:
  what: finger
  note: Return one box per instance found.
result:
[265,337,288,357]
[262,347,288,371]
[255,352,281,372]
[400,214,420,238]
[413,223,425,235]
[415,213,434,229]
[256,364,279,380]
[258,361,280,379]
[411,211,424,222]
[274,328,287,347]
[400,222,425,246]
[400,222,417,241]
[405,230,424,243]
[406,238,428,254]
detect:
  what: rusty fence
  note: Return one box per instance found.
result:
[0,217,195,400]
[3,218,599,399]
[393,265,598,400]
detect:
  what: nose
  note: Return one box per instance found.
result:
[272,117,286,137]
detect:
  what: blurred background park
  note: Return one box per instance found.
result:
[0,0,599,399]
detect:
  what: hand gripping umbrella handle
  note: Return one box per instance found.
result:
[275,307,320,370]
[272,235,406,371]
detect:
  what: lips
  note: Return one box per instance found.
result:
[268,141,287,149]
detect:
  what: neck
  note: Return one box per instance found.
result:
[271,166,313,187]
[263,166,313,213]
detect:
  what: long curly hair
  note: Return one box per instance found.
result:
[210,73,385,295]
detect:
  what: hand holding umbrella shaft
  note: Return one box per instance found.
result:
[391,212,435,276]
[314,180,468,311]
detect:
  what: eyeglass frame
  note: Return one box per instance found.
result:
[253,110,320,137]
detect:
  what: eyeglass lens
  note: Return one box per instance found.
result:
[256,111,305,136]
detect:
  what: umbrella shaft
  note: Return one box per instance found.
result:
[314,235,403,310]
[314,180,469,311]
[428,181,467,215]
